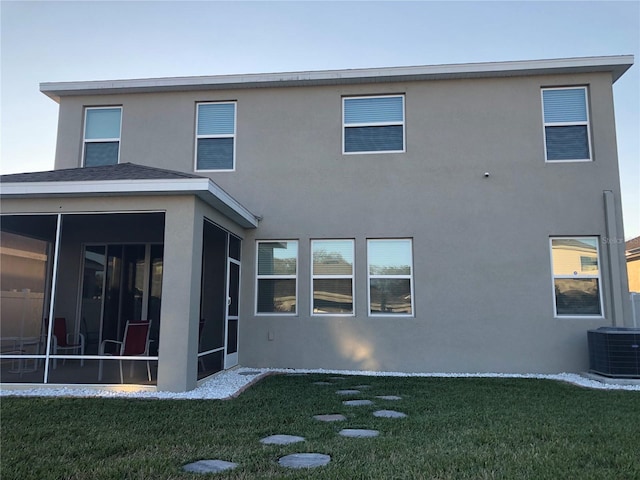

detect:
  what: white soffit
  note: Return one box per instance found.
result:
[0,178,259,229]
[40,55,634,101]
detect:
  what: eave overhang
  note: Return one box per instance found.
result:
[40,55,634,102]
[0,178,259,229]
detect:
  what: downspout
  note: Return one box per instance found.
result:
[603,190,626,327]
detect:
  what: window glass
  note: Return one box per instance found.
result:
[84,143,120,167]
[196,102,236,170]
[312,240,354,315]
[550,237,602,316]
[83,107,121,167]
[343,95,405,154]
[542,87,590,161]
[369,278,412,315]
[551,238,599,276]
[257,241,297,314]
[312,240,354,276]
[197,103,235,135]
[367,239,413,315]
[196,138,234,170]
[368,239,412,275]
[229,235,241,261]
[85,108,122,139]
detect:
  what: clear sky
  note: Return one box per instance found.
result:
[1,0,639,238]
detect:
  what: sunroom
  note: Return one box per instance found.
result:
[0,164,258,392]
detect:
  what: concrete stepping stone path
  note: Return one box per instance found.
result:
[313,381,333,385]
[313,414,346,422]
[339,428,380,438]
[373,409,407,418]
[260,434,305,445]
[329,376,345,380]
[182,459,238,473]
[278,453,331,469]
[353,384,371,389]
[376,395,402,400]
[336,389,360,395]
[343,399,374,406]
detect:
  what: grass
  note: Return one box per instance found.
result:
[1,374,639,479]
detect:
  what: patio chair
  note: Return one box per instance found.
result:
[51,317,85,368]
[98,320,152,383]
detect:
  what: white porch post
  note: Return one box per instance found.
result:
[43,213,62,383]
[157,200,203,392]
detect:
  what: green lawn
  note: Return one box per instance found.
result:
[1,374,638,479]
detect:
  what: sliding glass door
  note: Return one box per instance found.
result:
[80,244,162,355]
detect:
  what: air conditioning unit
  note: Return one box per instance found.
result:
[588,327,640,378]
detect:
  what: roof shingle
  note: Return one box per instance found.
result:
[0,163,204,183]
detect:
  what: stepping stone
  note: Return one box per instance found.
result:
[260,434,305,445]
[238,370,262,376]
[353,385,371,389]
[373,410,407,418]
[313,414,346,422]
[329,376,345,380]
[376,395,402,401]
[278,453,331,469]
[313,381,333,385]
[339,428,379,438]
[183,459,238,473]
[343,399,373,406]
[336,389,360,395]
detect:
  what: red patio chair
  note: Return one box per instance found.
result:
[98,320,152,383]
[51,317,85,368]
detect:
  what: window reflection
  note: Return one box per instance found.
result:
[312,240,354,315]
[367,239,413,316]
[257,241,297,314]
[551,238,602,316]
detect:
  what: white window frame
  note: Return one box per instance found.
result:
[541,86,592,163]
[194,101,237,172]
[82,106,122,167]
[310,239,355,317]
[549,236,604,318]
[255,240,298,316]
[367,238,414,317]
[342,94,406,155]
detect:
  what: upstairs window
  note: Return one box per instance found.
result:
[196,102,236,171]
[550,237,603,317]
[343,95,405,154]
[83,107,122,167]
[542,87,591,162]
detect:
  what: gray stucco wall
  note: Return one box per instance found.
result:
[51,71,632,374]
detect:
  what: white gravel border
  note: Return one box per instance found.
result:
[1,368,638,399]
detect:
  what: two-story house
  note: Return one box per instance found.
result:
[0,55,634,392]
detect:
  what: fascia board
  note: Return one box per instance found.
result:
[0,178,209,195]
[40,55,634,101]
[203,180,258,228]
[0,178,259,229]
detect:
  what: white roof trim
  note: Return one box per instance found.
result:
[40,55,634,101]
[0,178,259,229]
